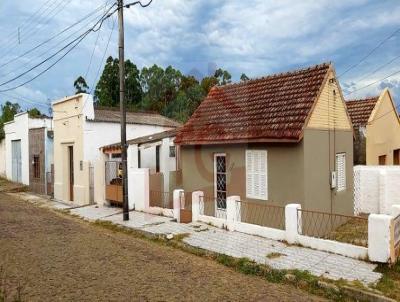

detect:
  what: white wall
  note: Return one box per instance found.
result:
[83,121,174,163]
[354,165,400,215]
[0,139,5,176]
[4,112,52,185]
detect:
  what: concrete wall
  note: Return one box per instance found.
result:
[0,139,5,177]
[303,129,354,215]
[366,89,400,165]
[354,166,400,215]
[180,143,305,208]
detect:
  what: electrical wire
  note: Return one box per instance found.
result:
[0,5,118,92]
[338,26,400,78]
[0,91,50,110]
[354,53,400,84]
[0,3,109,70]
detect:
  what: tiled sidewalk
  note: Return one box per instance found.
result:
[21,196,382,285]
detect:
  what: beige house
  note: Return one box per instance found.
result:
[346,88,400,165]
[175,63,354,216]
[52,93,180,205]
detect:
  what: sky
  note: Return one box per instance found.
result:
[0,0,399,114]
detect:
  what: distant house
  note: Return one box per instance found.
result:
[346,88,400,165]
[52,93,180,205]
[99,128,180,206]
[4,112,53,194]
[175,63,354,215]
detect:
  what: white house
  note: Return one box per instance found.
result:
[99,129,181,207]
[4,112,52,186]
[0,139,6,177]
[52,93,181,205]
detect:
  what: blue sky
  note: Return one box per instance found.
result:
[0,0,399,113]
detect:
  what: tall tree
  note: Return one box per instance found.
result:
[94,56,142,107]
[0,101,21,139]
[27,107,42,118]
[214,68,232,85]
[73,76,89,94]
[240,73,249,81]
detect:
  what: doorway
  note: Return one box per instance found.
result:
[11,140,22,183]
[68,146,74,201]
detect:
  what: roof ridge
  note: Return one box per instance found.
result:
[346,96,379,103]
[94,106,161,115]
[212,62,331,90]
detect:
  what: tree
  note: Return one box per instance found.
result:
[240,73,249,82]
[74,76,89,94]
[200,76,219,94]
[0,101,21,140]
[214,68,232,85]
[94,56,142,107]
[27,107,42,118]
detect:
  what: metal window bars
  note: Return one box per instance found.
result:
[149,191,173,209]
[236,200,285,230]
[297,208,368,247]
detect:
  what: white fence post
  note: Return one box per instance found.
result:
[368,214,393,263]
[129,168,149,211]
[173,189,184,222]
[192,191,203,222]
[226,195,240,231]
[391,204,400,218]
[285,203,301,244]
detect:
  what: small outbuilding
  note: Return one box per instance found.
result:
[346,88,400,165]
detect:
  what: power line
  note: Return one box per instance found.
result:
[354,53,400,84]
[0,91,50,110]
[367,102,400,125]
[0,3,109,70]
[344,69,400,96]
[0,5,118,93]
[338,26,400,78]
[0,6,111,80]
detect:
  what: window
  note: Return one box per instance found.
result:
[394,149,400,165]
[33,155,40,179]
[246,150,268,200]
[379,155,387,165]
[169,146,176,157]
[111,153,121,159]
[336,153,346,192]
[214,154,227,209]
[156,145,160,173]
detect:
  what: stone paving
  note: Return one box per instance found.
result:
[18,195,383,285]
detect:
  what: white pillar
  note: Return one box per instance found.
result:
[128,144,139,169]
[129,168,149,211]
[192,191,203,222]
[173,189,184,222]
[285,203,301,244]
[226,195,240,231]
[379,170,388,214]
[368,214,393,263]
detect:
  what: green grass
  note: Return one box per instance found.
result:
[373,261,400,300]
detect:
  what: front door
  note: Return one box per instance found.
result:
[68,146,74,201]
[214,153,227,217]
[11,140,22,183]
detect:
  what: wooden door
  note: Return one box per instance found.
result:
[68,146,74,201]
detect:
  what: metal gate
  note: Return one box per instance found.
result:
[11,140,22,183]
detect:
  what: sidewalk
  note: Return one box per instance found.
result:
[17,193,382,285]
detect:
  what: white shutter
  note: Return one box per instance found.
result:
[246,150,268,200]
[336,153,346,192]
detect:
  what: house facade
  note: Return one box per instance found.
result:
[175,63,354,215]
[346,88,400,165]
[99,128,181,206]
[4,112,52,188]
[52,93,180,205]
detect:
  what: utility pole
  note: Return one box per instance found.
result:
[118,0,129,221]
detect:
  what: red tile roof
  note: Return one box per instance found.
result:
[345,97,379,128]
[175,63,331,145]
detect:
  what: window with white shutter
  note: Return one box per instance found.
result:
[246,150,268,200]
[336,153,346,192]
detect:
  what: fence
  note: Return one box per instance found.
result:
[395,214,400,258]
[237,200,285,230]
[200,195,227,219]
[298,209,368,247]
[149,190,173,209]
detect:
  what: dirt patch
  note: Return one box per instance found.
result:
[0,193,326,302]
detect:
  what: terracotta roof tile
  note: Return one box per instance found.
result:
[175,63,331,144]
[89,107,181,128]
[345,97,379,128]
